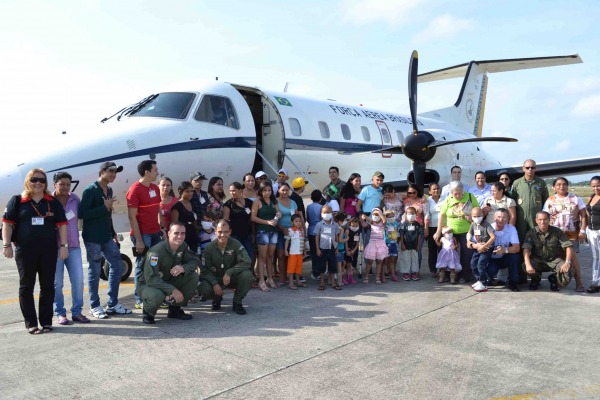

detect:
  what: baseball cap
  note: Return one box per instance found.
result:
[190,171,207,181]
[292,177,308,189]
[277,168,288,177]
[373,171,385,179]
[99,161,123,173]
[255,171,267,179]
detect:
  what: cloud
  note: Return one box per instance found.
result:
[562,76,600,94]
[413,15,475,44]
[342,0,426,26]
[555,139,571,152]
[571,94,600,117]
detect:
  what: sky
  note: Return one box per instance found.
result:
[1,0,599,180]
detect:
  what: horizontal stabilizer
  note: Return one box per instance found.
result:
[484,156,600,182]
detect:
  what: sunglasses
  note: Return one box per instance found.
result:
[30,177,47,184]
[407,191,417,195]
[524,166,536,170]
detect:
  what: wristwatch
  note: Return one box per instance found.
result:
[60,244,68,248]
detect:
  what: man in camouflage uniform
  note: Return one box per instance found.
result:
[139,222,199,324]
[522,211,573,291]
[199,219,252,315]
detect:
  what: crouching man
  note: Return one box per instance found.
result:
[199,219,252,315]
[139,222,199,324]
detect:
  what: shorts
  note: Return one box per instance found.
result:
[318,248,337,274]
[386,242,398,257]
[287,254,303,275]
[256,231,278,246]
[344,252,358,267]
[276,231,287,250]
[336,252,345,263]
[364,240,388,261]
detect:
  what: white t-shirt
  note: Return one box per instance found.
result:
[491,223,519,259]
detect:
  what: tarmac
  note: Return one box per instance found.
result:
[0,238,599,400]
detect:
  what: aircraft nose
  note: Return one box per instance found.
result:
[0,166,24,209]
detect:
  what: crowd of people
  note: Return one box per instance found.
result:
[2,160,599,334]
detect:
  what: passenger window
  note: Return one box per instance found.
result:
[289,118,302,137]
[341,124,351,140]
[361,126,370,142]
[381,128,391,143]
[194,95,239,129]
[318,121,330,138]
[396,130,404,144]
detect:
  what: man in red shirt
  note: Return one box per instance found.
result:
[127,160,164,308]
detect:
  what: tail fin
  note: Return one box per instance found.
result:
[417,55,582,136]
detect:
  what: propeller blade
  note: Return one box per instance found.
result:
[408,50,419,135]
[338,145,404,155]
[412,160,426,193]
[429,137,518,149]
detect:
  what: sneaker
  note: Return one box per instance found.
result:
[471,282,478,288]
[410,273,419,281]
[134,303,143,309]
[349,276,358,284]
[402,273,410,281]
[159,301,170,309]
[342,276,349,285]
[105,303,132,315]
[90,306,108,319]
[299,276,306,283]
[472,281,488,292]
[311,273,320,281]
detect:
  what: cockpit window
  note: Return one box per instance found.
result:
[194,95,239,129]
[131,92,196,119]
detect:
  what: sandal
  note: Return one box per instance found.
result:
[575,286,585,293]
[333,285,343,290]
[28,327,43,335]
[318,285,326,290]
[296,282,306,287]
[42,326,53,333]
[288,284,298,290]
[586,286,600,293]
[375,279,382,285]
[266,279,279,289]
[363,278,369,284]
[258,281,270,292]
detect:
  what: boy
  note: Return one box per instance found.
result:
[383,209,400,282]
[198,211,217,255]
[399,207,423,281]
[314,205,341,290]
[307,190,324,280]
[285,214,306,289]
[467,207,496,292]
[334,213,349,286]
[344,217,361,284]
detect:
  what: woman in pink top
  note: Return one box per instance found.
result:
[339,173,361,217]
[159,177,178,231]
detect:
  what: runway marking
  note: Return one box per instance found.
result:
[490,384,600,399]
[0,282,135,305]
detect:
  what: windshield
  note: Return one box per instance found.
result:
[131,92,196,119]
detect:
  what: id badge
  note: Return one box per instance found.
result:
[435,204,441,212]
[245,208,251,214]
[351,200,357,206]
[323,227,332,234]
[200,197,206,204]
[65,210,76,220]
[149,190,157,198]
[474,229,481,236]
[407,225,415,231]
[32,217,44,225]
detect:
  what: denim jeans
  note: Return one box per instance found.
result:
[471,248,494,283]
[487,253,520,284]
[54,247,84,316]
[85,240,122,309]
[232,235,254,260]
[131,233,163,305]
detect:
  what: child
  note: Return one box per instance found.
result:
[382,184,404,221]
[334,213,349,286]
[383,209,400,282]
[344,217,360,284]
[467,207,496,292]
[399,206,423,281]
[285,214,306,290]
[362,208,388,284]
[307,190,324,280]
[435,227,461,284]
[314,205,341,290]
[198,211,217,254]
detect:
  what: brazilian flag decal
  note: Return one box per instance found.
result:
[274,96,292,107]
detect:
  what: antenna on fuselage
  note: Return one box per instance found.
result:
[283,82,289,93]
[215,77,218,81]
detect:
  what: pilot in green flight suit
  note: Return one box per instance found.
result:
[199,219,252,315]
[511,160,549,242]
[138,222,199,324]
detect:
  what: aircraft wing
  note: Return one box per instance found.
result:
[484,156,600,182]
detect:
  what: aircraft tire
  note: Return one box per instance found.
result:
[100,254,133,282]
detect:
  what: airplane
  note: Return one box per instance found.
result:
[1,51,599,236]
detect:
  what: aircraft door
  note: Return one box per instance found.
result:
[260,97,286,174]
[376,120,393,158]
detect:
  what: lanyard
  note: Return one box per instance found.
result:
[30,199,51,218]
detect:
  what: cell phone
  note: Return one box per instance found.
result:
[132,246,149,257]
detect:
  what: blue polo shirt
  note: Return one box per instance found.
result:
[358,185,382,214]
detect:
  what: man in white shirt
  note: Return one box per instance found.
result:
[488,208,521,292]
[440,166,471,200]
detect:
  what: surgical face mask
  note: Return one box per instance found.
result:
[386,214,396,221]
[350,226,359,232]
[372,215,381,222]
[473,216,483,224]
[201,221,214,230]
[321,213,333,221]
[406,214,416,222]
[444,233,453,240]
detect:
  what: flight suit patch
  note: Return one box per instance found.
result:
[150,256,158,267]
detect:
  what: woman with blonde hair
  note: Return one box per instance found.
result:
[2,168,68,334]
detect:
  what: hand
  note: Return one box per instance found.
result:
[477,246,488,254]
[2,247,13,259]
[59,247,69,260]
[275,212,282,219]
[335,250,339,256]
[525,263,535,275]
[316,249,322,257]
[135,240,145,253]
[223,274,231,286]
[560,262,571,274]
[433,232,441,241]
[578,231,587,244]
[423,228,429,238]
[284,251,289,256]
[170,288,184,303]
[104,197,116,211]
[361,214,367,221]
[401,245,406,251]
[170,264,185,276]
[268,219,277,226]
[113,235,120,244]
[213,283,223,297]
[493,245,503,255]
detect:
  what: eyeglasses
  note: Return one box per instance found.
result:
[524,166,536,170]
[30,177,47,184]
[171,232,186,236]
[407,191,416,195]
